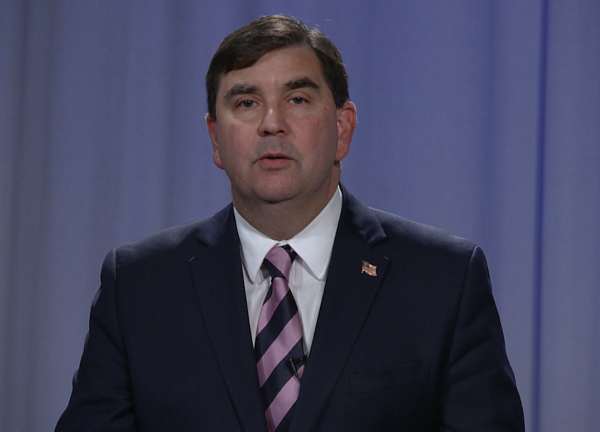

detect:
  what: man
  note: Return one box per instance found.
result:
[56,15,525,432]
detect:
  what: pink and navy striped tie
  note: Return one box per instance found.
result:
[255,246,305,432]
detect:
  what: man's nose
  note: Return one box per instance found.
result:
[258,105,287,136]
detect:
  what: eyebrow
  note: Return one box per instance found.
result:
[223,77,321,102]
[223,84,260,102]
[285,77,320,92]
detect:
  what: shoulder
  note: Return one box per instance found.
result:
[108,204,233,266]
[340,186,476,259]
[372,207,475,254]
[369,208,483,281]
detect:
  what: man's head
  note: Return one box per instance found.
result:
[206,15,349,121]
[205,15,356,239]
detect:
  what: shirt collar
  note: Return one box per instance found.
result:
[234,187,343,283]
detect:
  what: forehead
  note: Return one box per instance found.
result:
[217,46,327,95]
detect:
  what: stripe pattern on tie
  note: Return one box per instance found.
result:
[255,246,305,432]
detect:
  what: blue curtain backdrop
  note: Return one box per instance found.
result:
[1,1,599,431]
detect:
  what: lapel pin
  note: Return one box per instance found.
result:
[361,261,377,277]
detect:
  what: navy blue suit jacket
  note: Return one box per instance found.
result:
[56,186,524,431]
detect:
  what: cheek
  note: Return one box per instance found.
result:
[309,116,339,154]
[301,113,333,139]
[215,125,253,170]
[216,125,240,157]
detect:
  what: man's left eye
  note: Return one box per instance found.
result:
[290,97,307,105]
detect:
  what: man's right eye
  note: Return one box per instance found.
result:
[239,100,255,108]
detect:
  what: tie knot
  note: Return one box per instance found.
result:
[264,245,295,281]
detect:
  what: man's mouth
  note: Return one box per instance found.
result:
[261,152,290,160]
[257,152,293,168]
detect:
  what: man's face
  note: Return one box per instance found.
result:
[206,46,356,214]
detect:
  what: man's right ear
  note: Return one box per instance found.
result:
[205,114,224,169]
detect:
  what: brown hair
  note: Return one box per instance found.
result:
[205,15,349,120]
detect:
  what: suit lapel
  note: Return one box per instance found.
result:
[290,189,389,432]
[188,206,267,432]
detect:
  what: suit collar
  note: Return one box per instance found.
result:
[194,184,386,249]
[195,204,233,246]
[338,183,387,246]
[196,185,384,247]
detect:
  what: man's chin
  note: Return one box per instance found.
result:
[258,189,298,205]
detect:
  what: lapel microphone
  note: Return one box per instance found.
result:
[288,355,307,381]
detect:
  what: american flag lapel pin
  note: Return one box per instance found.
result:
[361,261,377,277]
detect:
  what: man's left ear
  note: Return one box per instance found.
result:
[336,101,357,161]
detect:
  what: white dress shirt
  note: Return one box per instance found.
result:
[234,187,343,354]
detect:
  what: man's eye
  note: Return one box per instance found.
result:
[239,100,255,108]
[290,97,307,105]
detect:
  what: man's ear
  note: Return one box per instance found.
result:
[335,101,357,161]
[206,114,224,169]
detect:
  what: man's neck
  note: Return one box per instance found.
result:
[232,183,339,241]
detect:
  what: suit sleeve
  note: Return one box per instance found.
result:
[55,249,137,432]
[440,246,525,431]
